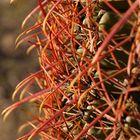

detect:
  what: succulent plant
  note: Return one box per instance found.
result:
[2,0,140,139]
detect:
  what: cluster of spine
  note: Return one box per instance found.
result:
[3,0,140,139]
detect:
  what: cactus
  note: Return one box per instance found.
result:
[2,0,140,139]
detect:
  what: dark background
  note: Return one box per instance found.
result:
[0,1,38,139]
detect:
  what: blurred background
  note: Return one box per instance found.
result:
[0,1,38,139]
